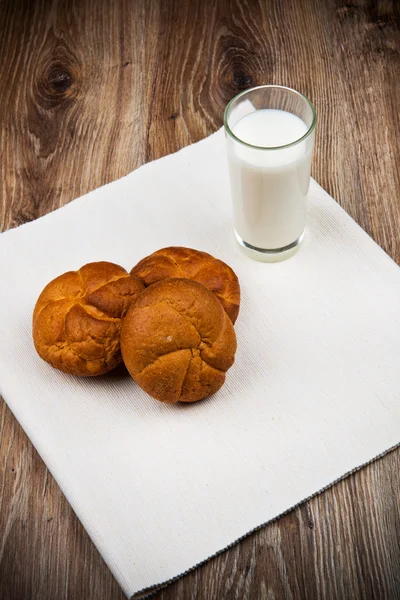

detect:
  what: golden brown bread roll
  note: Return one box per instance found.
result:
[121,278,237,403]
[130,246,240,323]
[33,262,144,376]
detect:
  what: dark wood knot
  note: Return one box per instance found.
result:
[47,66,72,93]
[233,71,254,91]
[37,58,81,108]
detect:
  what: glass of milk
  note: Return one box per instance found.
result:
[224,85,316,262]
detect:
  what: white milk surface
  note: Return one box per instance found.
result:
[228,109,312,250]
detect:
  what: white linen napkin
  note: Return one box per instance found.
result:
[0,129,399,599]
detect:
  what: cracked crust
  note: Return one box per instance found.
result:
[32,262,144,376]
[130,246,240,323]
[121,278,237,403]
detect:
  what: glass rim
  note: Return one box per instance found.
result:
[223,84,316,151]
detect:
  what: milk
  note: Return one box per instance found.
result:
[227,109,313,251]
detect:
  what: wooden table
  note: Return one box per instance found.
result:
[1,1,399,598]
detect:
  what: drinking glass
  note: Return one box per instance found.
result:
[224,85,316,262]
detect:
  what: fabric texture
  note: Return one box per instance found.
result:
[0,129,399,598]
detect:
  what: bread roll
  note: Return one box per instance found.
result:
[33,262,144,376]
[121,278,237,403]
[130,246,240,323]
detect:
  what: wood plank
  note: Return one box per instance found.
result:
[0,0,399,598]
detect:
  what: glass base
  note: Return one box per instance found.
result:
[234,230,304,263]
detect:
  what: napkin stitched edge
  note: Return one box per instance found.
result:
[130,440,400,599]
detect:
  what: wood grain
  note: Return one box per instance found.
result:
[1,0,400,598]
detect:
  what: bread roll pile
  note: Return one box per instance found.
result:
[33,247,240,403]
